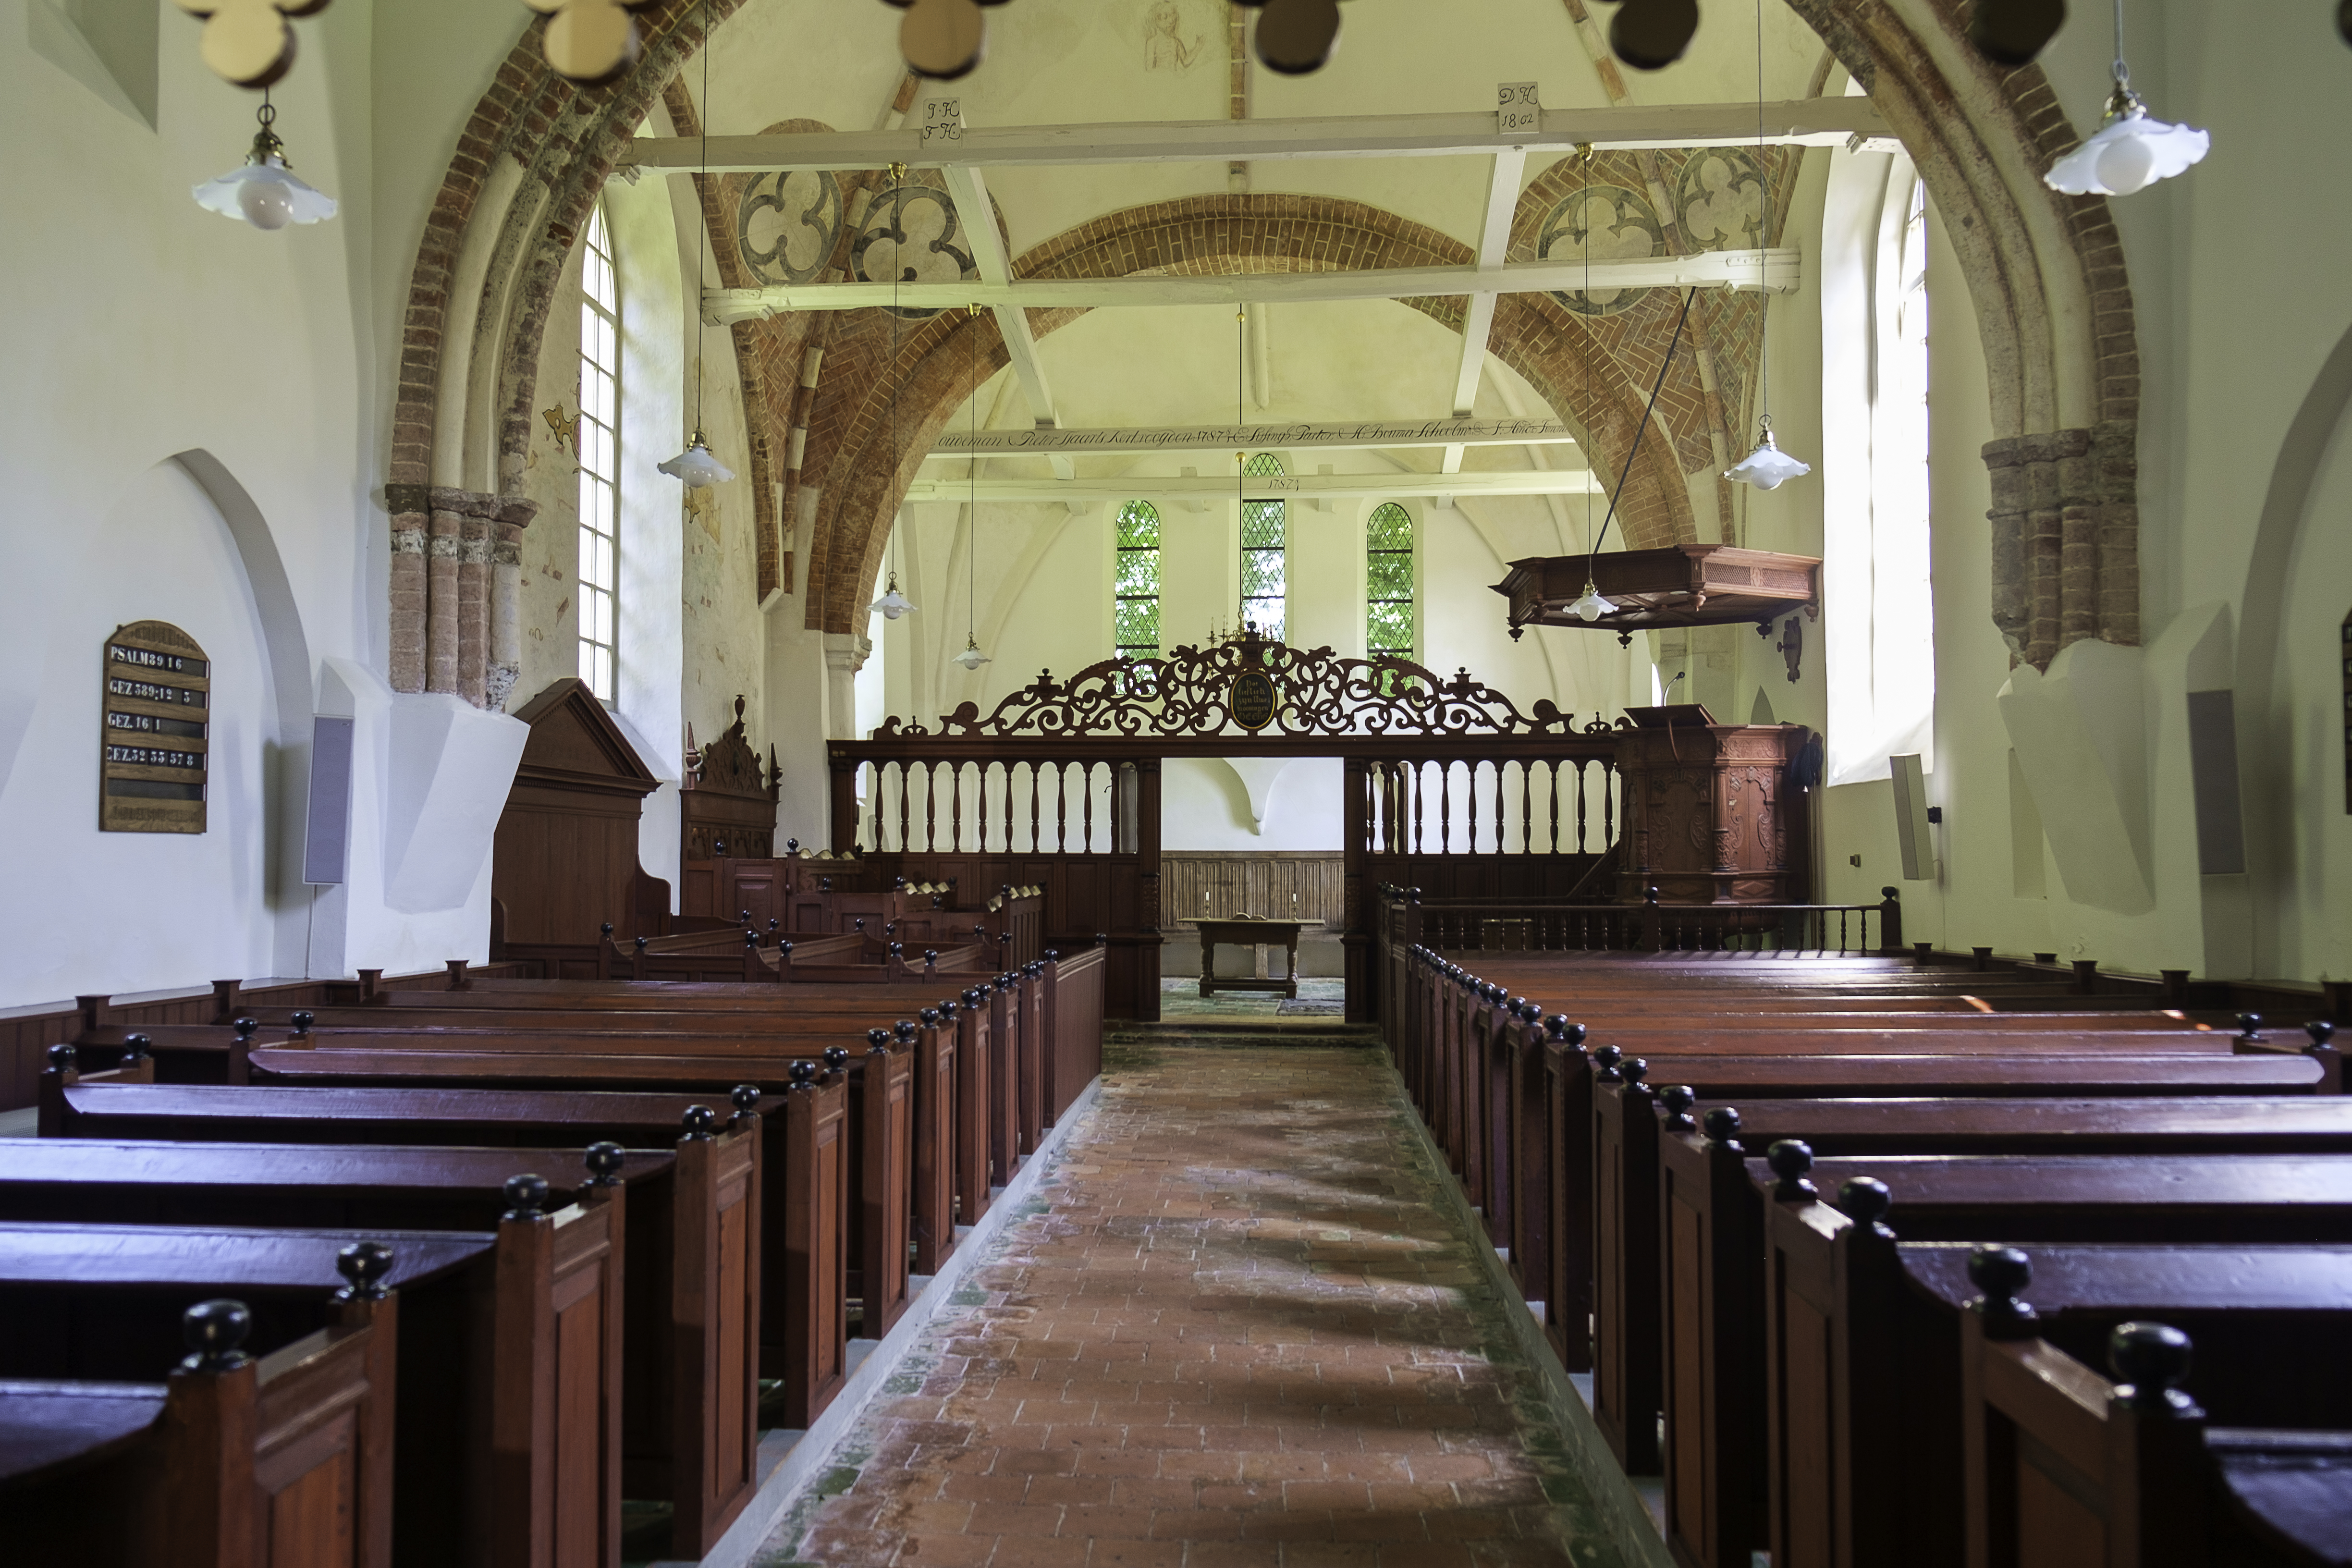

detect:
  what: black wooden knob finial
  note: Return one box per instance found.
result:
[680,1104,717,1140]
[919,1008,940,1027]
[335,1240,396,1301]
[635,935,648,951]
[1592,1044,1622,1082]
[2237,1012,2265,1041]
[584,1142,626,1187]
[120,1032,152,1063]
[182,1298,253,1372]
[889,942,905,960]
[47,1043,75,1072]
[1622,1058,1649,1088]
[291,1011,314,1036]
[895,1020,918,1043]
[787,1060,817,1091]
[730,1085,761,1119]
[233,1016,258,1041]
[2306,1020,2336,1050]
[1701,1107,1742,1148]
[1659,1085,1697,1129]
[854,918,867,932]
[1839,1176,1895,1237]
[779,941,794,958]
[769,918,780,931]
[1767,1139,1816,1201]
[1967,1245,2038,1337]
[964,987,985,1006]
[868,1028,891,1050]
[2109,1322,2199,1413]
[939,998,959,1020]
[823,1045,850,1073]
[601,921,614,937]
[745,930,760,948]
[502,1173,550,1219]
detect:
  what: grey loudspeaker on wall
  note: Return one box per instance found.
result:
[302,715,355,886]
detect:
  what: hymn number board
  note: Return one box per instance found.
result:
[101,621,209,833]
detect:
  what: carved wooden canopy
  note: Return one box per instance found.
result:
[1495,546,1820,635]
[875,631,1603,742]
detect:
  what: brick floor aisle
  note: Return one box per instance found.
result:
[755,1042,1626,1568]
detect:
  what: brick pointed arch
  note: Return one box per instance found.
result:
[387,0,2144,693]
[798,194,1703,637]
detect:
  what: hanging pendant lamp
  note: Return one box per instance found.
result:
[193,92,336,230]
[663,0,733,488]
[2045,0,2207,196]
[1726,0,1809,492]
[953,304,989,668]
[870,574,915,620]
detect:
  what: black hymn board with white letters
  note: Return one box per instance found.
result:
[100,621,209,833]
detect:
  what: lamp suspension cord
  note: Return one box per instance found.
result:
[1581,146,1592,556]
[1237,306,1246,632]
[890,167,902,587]
[695,0,710,436]
[1588,288,1695,576]
[969,304,979,642]
[2112,0,2128,86]
[1754,0,1769,435]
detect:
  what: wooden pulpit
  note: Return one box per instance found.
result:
[1613,705,1809,904]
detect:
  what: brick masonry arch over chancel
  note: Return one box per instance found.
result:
[386,0,2144,695]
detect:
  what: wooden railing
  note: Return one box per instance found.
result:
[1366,753,1622,857]
[1389,887,1906,957]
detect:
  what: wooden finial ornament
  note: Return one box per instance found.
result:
[526,0,661,85]
[174,0,329,89]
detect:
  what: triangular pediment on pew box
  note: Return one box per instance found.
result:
[510,678,660,798]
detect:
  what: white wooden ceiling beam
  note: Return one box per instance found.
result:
[905,470,1602,503]
[706,247,1796,323]
[628,98,1888,175]
[1450,139,1525,419]
[929,416,1576,458]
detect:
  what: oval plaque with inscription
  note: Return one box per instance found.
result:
[1229,669,1278,732]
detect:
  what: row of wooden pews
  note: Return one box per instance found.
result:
[1384,932,2351,1568]
[5,945,1106,1567]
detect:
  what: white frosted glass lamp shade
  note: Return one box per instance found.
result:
[870,576,915,621]
[951,638,992,670]
[1567,582,1618,623]
[192,155,337,229]
[2044,110,2209,196]
[658,438,733,488]
[1726,430,1812,491]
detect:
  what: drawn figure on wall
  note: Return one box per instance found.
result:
[1144,0,1204,71]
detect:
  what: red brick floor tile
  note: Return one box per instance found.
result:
[760,1048,1616,1568]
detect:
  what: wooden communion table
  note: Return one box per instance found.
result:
[1194,916,1315,999]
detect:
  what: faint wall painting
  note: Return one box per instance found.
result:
[738,169,845,287]
[850,177,981,320]
[1144,0,1208,71]
[1677,149,1765,250]
[1537,185,1664,317]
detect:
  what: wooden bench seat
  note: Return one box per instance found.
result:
[0,1217,611,1568]
[0,1136,759,1561]
[1933,1244,2352,1568]
[1756,1155,2352,1568]
[1649,1100,2352,1568]
[39,1078,846,1430]
[3,1298,395,1568]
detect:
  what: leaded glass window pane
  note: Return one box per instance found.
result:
[576,203,621,703]
[1240,453,1286,641]
[1367,502,1414,657]
[1114,500,1161,656]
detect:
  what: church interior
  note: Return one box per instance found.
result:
[6,0,2352,1563]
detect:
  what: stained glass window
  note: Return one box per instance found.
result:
[1241,452,1286,641]
[1367,502,1415,659]
[577,203,620,702]
[1115,501,1161,656]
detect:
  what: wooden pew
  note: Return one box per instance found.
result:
[1952,1262,2352,1568]
[1757,1154,2352,1568]
[1652,1099,2352,1568]
[4,1293,396,1568]
[242,1035,922,1335]
[41,1078,845,1433]
[0,1134,762,1561]
[0,1215,615,1568]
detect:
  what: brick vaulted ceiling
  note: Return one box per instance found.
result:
[389,0,2141,695]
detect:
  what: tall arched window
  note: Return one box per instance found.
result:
[1241,452,1286,640]
[1114,500,1162,657]
[576,203,621,702]
[1367,502,1415,659]
[1822,158,1935,784]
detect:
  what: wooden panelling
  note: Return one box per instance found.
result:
[1160,852,1344,929]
